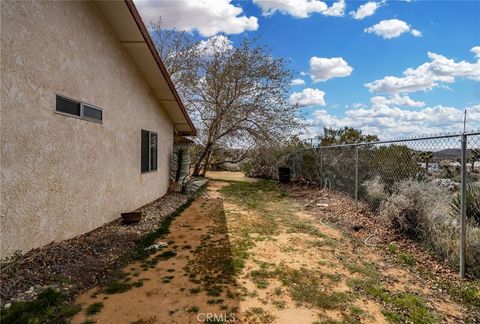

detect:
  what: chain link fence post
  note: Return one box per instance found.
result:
[460,133,467,279]
[294,131,479,279]
[320,148,323,187]
[355,144,359,209]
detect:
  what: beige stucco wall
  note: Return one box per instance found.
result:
[0,1,174,257]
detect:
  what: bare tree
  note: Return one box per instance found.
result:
[151,23,301,176]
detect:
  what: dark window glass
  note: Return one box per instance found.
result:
[150,132,158,171]
[83,105,102,121]
[56,96,80,116]
[141,130,150,172]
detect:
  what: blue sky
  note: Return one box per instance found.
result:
[136,0,480,138]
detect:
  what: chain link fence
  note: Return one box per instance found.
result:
[288,132,480,278]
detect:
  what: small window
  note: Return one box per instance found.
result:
[141,130,158,173]
[55,95,103,123]
[56,96,80,116]
[83,105,102,121]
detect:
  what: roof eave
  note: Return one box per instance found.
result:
[124,0,196,136]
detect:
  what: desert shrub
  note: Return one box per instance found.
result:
[241,147,285,179]
[451,183,480,226]
[242,137,308,179]
[360,145,423,194]
[363,176,386,211]
[290,149,323,183]
[320,146,356,194]
[379,180,450,238]
[379,179,480,277]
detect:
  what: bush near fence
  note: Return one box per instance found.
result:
[242,136,309,179]
[365,178,480,277]
[282,132,480,278]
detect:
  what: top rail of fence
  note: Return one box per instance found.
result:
[307,131,480,149]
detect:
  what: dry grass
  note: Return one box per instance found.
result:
[66,172,472,323]
[367,178,480,277]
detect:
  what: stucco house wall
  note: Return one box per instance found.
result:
[1,1,174,257]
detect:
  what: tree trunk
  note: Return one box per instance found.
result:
[200,150,212,177]
[192,144,211,176]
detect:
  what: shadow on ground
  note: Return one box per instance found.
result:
[72,191,241,324]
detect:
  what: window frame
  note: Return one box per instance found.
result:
[141,129,158,174]
[54,94,103,124]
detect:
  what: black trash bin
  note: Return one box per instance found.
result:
[278,167,291,184]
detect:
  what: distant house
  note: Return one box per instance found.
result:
[0,1,196,257]
[419,162,439,172]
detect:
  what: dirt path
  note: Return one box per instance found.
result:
[72,172,467,324]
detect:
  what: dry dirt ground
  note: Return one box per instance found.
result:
[72,172,470,324]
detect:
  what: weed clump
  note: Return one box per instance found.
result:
[398,253,416,266]
[186,306,199,313]
[86,302,104,315]
[103,280,132,294]
[0,288,81,324]
[348,278,437,323]
[278,267,351,309]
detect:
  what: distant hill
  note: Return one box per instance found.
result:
[434,149,461,160]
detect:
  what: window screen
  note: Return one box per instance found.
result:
[56,96,80,116]
[150,132,158,171]
[141,130,150,172]
[83,105,102,121]
[141,130,158,173]
[55,95,103,123]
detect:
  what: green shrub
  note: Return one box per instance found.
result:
[86,302,103,315]
[242,136,308,179]
[1,288,81,324]
[398,253,416,266]
[360,145,423,194]
[103,280,132,294]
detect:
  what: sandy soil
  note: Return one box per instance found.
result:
[72,172,467,324]
[205,171,257,183]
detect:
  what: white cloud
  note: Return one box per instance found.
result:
[135,0,258,37]
[410,29,422,37]
[310,57,353,82]
[196,35,233,55]
[323,0,346,17]
[349,1,385,20]
[253,0,326,18]
[352,103,367,109]
[291,78,306,86]
[290,88,326,106]
[471,46,480,58]
[364,19,421,39]
[365,49,480,94]
[305,104,480,139]
[371,94,425,107]
[252,0,345,18]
